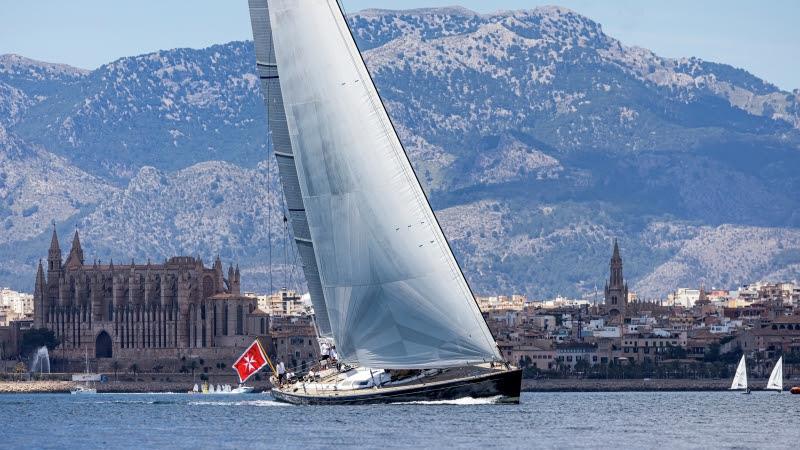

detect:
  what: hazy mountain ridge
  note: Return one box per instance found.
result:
[0,6,799,297]
[78,160,297,291]
[2,45,267,181]
[0,125,114,246]
[356,7,800,131]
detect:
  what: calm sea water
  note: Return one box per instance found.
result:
[0,392,797,449]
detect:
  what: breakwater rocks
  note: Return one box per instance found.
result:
[0,381,75,394]
[522,378,763,392]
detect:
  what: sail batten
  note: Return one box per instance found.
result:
[255,0,502,368]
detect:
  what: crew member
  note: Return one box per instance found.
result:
[277,360,286,385]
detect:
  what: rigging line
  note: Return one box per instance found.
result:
[290,233,306,294]
[268,147,273,295]
[266,0,278,297]
[267,0,279,297]
[284,215,295,292]
[283,214,288,290]
[278,180,297,292]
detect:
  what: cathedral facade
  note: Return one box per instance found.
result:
[32,228,260,361]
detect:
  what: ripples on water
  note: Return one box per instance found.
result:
[1,392,797,449]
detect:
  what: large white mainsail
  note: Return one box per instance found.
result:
[766,357,783,391]
[251,0,502,368]
[730,355,748,390]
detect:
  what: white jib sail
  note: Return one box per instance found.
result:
[264,0,502,368]
[730,355,748,390]
[766,357,783,391]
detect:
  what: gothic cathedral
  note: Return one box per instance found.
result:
[32,227,262,363]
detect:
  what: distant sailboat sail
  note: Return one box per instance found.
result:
[766,357,783,392]
[730,355,748,390]
[249,0,501,369]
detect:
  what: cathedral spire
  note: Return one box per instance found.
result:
[48,223,62,272]
[609,239,623,286]
[49,224,60,253]
[65,229,84,268]
[35,260,45,287]
[34,259,46,327]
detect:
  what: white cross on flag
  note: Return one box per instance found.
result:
[232,340,268,383]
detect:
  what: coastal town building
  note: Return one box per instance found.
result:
[267,314,320,373]
[668,288,701,308]
[254,289,311,316]
[555,342,598,369]
[0,288,34,326]
[476,294,526,311]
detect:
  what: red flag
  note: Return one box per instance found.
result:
[232,340,268,383]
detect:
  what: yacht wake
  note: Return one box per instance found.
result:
[188,400,290,407]
[393,395,504,405]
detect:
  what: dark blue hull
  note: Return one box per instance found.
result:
[271,367,522,405]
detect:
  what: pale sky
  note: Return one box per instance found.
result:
[1,0,797,91]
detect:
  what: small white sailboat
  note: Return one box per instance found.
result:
[730,355,749,394]
[70,384,97,395]
[766,357,783,392]
[70,348,98,394]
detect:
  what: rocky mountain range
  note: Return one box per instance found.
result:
[1,6,799,298]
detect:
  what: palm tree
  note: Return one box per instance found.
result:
[129,363,139,382]
[189,360,199,382]
[111,361,121,382]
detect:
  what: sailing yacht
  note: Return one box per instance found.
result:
[730,355,749,394]
[247,0,522,405]
[766,357,783,392]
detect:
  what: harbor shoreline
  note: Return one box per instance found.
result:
[3,378,787,394]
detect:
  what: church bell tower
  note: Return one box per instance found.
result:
[604,239,628,321]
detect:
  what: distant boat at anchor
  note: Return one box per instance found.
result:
[247,0,521,405]
[70,348,98,395]
[188,383,255,395]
